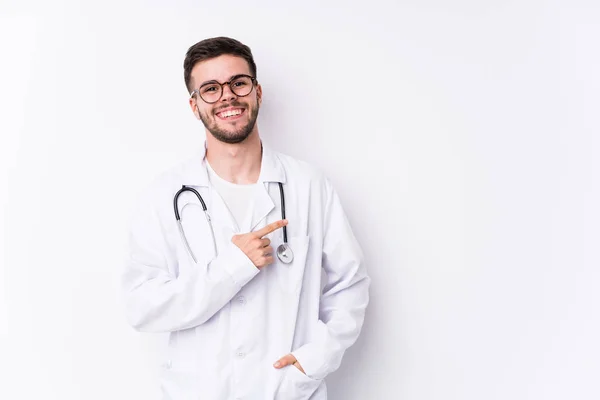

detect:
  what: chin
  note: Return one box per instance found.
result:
[208,128,253,144]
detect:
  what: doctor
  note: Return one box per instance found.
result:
[122,36,370,399]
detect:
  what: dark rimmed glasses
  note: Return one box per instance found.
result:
[190,74,257,104]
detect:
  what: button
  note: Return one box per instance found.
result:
[236,296,246,304]
[164,360,172,369]
[236,352,246,359]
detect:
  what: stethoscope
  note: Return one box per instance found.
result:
[173,182,294,265]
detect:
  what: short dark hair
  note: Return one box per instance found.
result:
[183,36,257,93]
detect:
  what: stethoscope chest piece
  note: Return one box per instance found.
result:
[277,243,294,264]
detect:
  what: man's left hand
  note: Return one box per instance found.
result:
[273,354,305,374]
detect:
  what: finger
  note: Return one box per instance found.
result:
[254,219,288,238]
[294,362,305,374]
[273,353,297,369]
[256,254,274,269]
[263,246,273,256]
[261,238,271,247]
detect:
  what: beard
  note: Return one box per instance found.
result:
[199,102,259,144]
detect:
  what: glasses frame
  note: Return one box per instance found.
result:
[190,74,257,104]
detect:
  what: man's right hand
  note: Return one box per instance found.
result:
[231,219,288,269]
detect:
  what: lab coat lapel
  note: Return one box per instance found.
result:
[247,183,275,233]
[209,184,239,234]
[181,141,286,235]
[179,144,238,236]
[248,144,287,233]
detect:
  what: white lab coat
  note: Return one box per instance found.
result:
[122,142,370,400]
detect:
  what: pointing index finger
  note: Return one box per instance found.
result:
[254,219,288,238]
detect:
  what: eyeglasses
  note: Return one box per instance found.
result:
[190,74,257,104]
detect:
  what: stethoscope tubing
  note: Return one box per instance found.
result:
[174,182,290,264]
[277,182,287,243]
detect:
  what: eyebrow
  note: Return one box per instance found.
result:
[198,74,247,88]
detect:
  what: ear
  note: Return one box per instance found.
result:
[189,97,201,120]
[256,83,263,106]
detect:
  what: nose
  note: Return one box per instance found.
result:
[220,83,237,102]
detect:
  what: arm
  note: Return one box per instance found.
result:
[292,177,371,379]
[121,190,259,333]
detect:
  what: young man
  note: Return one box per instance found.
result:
[122,37,370,399]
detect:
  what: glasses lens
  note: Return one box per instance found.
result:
[197,76,254,103]
[199,83,222,103]
[230,76,253,97]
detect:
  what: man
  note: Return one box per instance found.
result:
[122,36,370,399]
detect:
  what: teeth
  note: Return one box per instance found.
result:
[220,109,242,118]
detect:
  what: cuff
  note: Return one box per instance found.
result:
[219,241,259,288]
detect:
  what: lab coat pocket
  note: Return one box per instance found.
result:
[160,329,219,399]
[275,364,323,400]
[160,359,219,400]
[274,235,310,294]
[160,366,201,400]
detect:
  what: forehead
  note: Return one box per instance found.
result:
[190,54,252,85]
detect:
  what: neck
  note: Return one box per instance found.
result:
[205,130,262,184]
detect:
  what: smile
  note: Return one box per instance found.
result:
[216,108,245,120]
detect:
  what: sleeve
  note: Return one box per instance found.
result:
[291,176,370,380]
[121,187,260,333]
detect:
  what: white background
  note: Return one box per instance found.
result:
[1,1,599,399]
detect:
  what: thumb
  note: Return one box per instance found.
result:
[273,353,297,369]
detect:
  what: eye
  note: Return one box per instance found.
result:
[202,84,219,93]
[232,80,247,87]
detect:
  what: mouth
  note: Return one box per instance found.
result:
[215,107,245,121]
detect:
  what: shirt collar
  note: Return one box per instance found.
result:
[180,140,286,187]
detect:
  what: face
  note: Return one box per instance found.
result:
[189,54,262,144]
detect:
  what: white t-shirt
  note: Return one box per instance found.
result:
[205,160,258,231]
